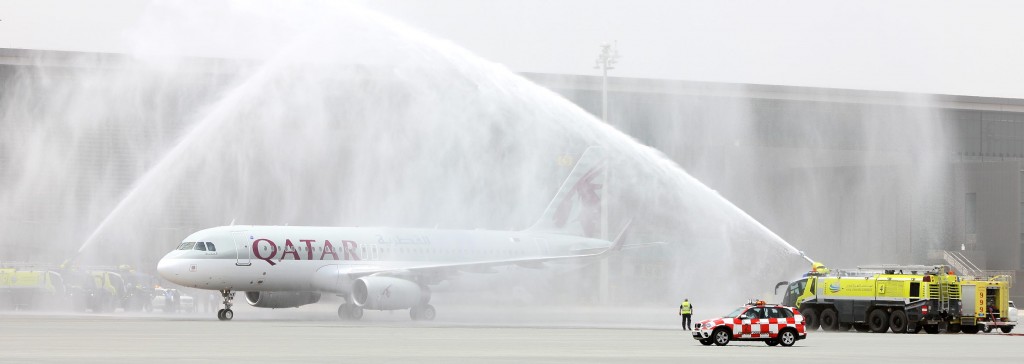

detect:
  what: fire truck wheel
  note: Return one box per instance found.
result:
[800,307,819,331]
[820,308,839,331]
[982,325,992,333]
[712,328,731,346]
[946,324,961,333]
[888,310,908,333]
[778,329,797,347]
[853,323,871,332]
[923,324,940,334]
[961,325,980,334]
[1000,326,1014,333]
[868,309,889,333]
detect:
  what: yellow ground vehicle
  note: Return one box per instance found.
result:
[776,263,972,334]
[2,262,158,312]
[959,275,1015,333]
[0,267,66,310]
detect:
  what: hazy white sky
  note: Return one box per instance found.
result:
[2,0,1023,98]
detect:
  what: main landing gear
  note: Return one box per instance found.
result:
[336,302,437,321]
[338,302,363,320]
[410,304,436,321]
[216,289,235,321]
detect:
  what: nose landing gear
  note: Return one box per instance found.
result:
[216,289,235,321]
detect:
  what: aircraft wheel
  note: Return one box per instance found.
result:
[409,306,420,320]
[349,305,363,320]
[222,309,233,320]
[419,305,436,321]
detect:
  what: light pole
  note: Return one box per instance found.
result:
[594,42,620,124]
[594,42,618,304]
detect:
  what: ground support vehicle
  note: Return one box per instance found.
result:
[692,301,806,347]
[2,262,161,313]
[777,263,967,334]
[118,268,157,312]
[0,267,65,310]
[151,288,195,313]
[962,277,1016,334]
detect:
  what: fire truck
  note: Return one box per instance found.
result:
[0,267,66,310]
[775,262,1013,334]
[1,262,157,313]
[960,275,1015,333]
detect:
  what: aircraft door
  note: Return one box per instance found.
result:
[232,231,252,266]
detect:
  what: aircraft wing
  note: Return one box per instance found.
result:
[334,227,629,284]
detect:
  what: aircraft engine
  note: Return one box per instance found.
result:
[244,291,321,308]
[352,276,430,310]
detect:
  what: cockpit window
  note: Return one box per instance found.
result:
[195,242,207,251]
[206,242,216,252]
[178,242,196,250]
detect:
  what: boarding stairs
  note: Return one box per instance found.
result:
[943,251,983,277]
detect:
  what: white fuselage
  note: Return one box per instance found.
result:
[157,225,610,294]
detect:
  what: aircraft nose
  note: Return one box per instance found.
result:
[157,256,180,281]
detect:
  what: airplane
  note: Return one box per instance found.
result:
[156,147,631,321]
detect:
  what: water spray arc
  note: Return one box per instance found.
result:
[4,2,813,308]
[72,24,329,262]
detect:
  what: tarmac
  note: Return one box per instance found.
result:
[1,305,1022,363]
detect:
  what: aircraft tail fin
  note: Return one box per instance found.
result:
[528,147,606,238]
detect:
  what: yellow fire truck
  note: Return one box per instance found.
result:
[959,275,1015,333]
[775,262,1013,334]
[2,262,157,313]
[0,267,66,310]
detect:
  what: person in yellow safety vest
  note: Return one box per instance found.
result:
[679,298,693,330]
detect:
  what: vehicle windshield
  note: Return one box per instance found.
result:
[783,278,807,307]
[723,307,748,318]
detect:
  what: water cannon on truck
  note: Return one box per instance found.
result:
[775,261,1013,334]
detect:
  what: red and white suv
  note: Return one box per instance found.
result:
[692,302,807,346]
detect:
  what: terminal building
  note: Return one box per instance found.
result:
[2,48,1023,303]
